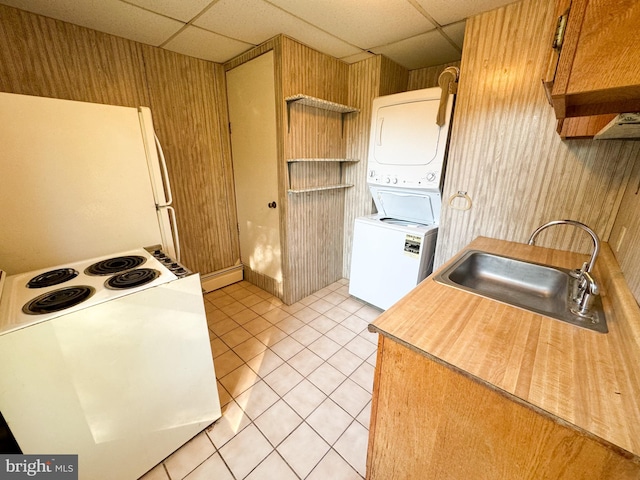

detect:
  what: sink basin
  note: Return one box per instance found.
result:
[434,250,607,333]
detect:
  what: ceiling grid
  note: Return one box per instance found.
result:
[0,0,517,68]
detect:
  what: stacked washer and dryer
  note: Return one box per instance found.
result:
[349,83,456,310]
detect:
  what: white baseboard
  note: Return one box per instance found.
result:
[200,264,243,293]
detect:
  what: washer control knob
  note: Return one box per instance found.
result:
[426,172,437,182]
[392,177,398,184]
[385,177,391,184]
[369,170,375,177]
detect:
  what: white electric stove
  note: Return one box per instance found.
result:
[0,248,221,480]
[0,248,182,334]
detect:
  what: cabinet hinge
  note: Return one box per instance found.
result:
[552,10,569,50]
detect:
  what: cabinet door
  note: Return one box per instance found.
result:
[226,52,282,283]
[551,0,640,118]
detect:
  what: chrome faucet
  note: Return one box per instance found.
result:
[528,219,600,272]
[528,220,601,318]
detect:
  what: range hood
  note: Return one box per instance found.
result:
[594,112,640,140]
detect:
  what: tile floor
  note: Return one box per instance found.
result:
[140,278,381,480]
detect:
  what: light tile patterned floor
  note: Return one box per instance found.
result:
[140,279,381,480]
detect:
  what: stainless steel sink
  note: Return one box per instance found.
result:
[434,250,608,333]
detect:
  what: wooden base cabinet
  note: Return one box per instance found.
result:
[367,336,640,480]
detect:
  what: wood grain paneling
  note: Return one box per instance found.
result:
[281,36,351,303]
[610,159,640,301]
[434,0,640,269]
[0,5,148,107]
[342,56,409,278]
[0,4,239,276]
[407,61,461,91]
[142,48,239,273]
[343,57,382,279]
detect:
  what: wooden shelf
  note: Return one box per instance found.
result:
[286,159,358,191]
[285,94,359,134]
[287,184,353,194]
[284,94,358,113]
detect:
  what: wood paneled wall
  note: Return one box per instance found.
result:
[0,5,239,276]
[342,56,408,278]
[280,37,351,304]
[610,160,640,301]
[434,0,640,270]
[407,61,461,91]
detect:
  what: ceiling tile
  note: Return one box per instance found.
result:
[0,0,184,46]
[266,0,436,49]
[194,0,360,59]
[125,0,213,22]
[415,0,518,26]
[370,29,461,70]
[0,0,521,69]
[442,20,465,49]
[339,51,376,65]
[162,25,254,63]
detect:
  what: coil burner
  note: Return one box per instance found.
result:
[85,255,146,276]
[23,286,95,315]
[105,268,160,290]
[26,268,79,288]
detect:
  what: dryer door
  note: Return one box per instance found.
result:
[372,98,442,166]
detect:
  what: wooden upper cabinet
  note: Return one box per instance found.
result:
[544,0,640,137]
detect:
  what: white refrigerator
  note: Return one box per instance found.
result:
[0,92,178,274]
[0,93,220,479]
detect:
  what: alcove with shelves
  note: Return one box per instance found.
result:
[285,94,359,194]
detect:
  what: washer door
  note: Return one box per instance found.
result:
[371,187,441,225]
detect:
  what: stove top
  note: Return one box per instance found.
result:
[0,248,182,335]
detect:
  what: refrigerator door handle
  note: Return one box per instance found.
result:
[160,205,181,262]
[154,134,181,262]
[154,133,173,207]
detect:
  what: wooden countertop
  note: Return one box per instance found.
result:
[370,236,640,459]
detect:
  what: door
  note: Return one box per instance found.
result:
[226,51,282,283]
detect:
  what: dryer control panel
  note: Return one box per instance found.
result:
[368,167,441,190]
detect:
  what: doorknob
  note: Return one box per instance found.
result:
[268,201,277,209]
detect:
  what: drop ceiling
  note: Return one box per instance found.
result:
[0,0,518,69]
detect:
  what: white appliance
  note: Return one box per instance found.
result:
[0,93,221,479]
[349,84,456,310]
[350,216,438,310]
[0,250,221,480]
[0,92,179,274]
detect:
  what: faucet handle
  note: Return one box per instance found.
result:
[581,271,599,296]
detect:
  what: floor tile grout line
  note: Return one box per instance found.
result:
[212,351,370,473]
[217,340,370,409]
[171,432,219,480]
[214,341,373,463]
[199,280,375,479]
